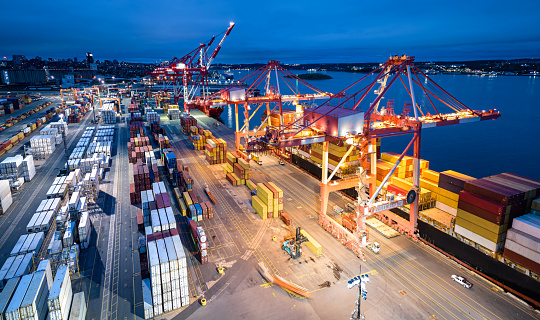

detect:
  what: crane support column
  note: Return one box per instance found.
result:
[369,138,377,197]
[320,141,330,219]
[410,129,421,234]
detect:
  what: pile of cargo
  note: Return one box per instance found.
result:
[188,219,208,264]
[147,111,160,124]
[252,182,284,220]
[0,179,12,213]
[128,137,152,164]
[101,101,117,124]
[20,155,36,182]
[40,125,62,145]
[49,121,68,135]
[45,176,68,199]
[3,267,50,320]
[129,158,159,205]
[180,115,197,135]
[454,173,540,255]
[310,141,361,175]
[503,212,540,276]
[188,126,212,150]
[224,152,249,186]
[128,104,140,114]
[26,198,59,232]
[0,155,24,188]
[157,136,170,150]
[29,135,56,159]
[129,120,145,138]
[146,232,189,317]
[168,108,180,120]
[205,138,227,165]
[183,188,214,222]
[48,264,73,320]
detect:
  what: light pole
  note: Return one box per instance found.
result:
[59,114,69,172]
[347,265,368,320]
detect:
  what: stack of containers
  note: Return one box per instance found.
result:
[164,237,181,309]
[47,265,73,320]
[5,273,33,320]
[158,136,170,150]
[0,179,12,213]
[49,121,68,135]
[224,152,238,185]
[21,155,36,182]
[204,138,227,165]
[29,135,55,159]
[437,170,476,216]
[168,108,180,120]
[311,141,360,173]
[180,116,197,135]
[101,102,117,124]
[253,183,273,220]
[0,155,23,184]
[19,270,49,320]
[79,211,91,249]
[503,213,540,275]
[142,279,154,319]
[0,277,20,315]
[157,239,172,313]
[147,111,160,124]
[171,230,189,306]
[188,220,208,264]
[456,173,540,254]
[148,241,163,317]
[233,158,250,185]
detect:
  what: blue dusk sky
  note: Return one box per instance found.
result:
[1,0,539,63]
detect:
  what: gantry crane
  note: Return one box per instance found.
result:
[239,55,500,259]
[193,60,332,155]
[151,22,235,112]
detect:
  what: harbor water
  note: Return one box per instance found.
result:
[219,70,540,181]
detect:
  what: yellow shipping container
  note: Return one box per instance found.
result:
[455,216,507,243]
[256,183,273,205]
[420,178,439,194]
[391,177,413,191]
[238,158,249,170]
[456,209,508,234]
[422,170,440,183]
[17,132,24,140]
[178,198,187,216]
[438,188,459,203]
[442,170,475,181]
[437,194,458,208]
[183,192,193,206]
[10,136,18,144]
[300,230,322,256]
[246,180,257,190]
[252,196,268,220]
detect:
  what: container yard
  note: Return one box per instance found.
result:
[0,46,537,320]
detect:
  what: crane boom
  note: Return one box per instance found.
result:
[206,22,235,69]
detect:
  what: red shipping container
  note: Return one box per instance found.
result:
[457,200,506,225]
[387,184,407,197]
[189,191,198,204]
[155,232,163,240]
[147,234,155,242]
[171,228,179,236]
[503,248,540,275]
[162,230,171,239]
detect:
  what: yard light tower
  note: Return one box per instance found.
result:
[347,265,369,320]
[59,113,69,172]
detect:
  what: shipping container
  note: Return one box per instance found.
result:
[5,273,33,320]
[0,277,20,320]
[20,271,49,320]
[142,279,153,320]
[47,265,72,320]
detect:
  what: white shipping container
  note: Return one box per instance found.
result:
[5,255,24,281]
[436,201,457,216]
[67,292,86,320]
[165,207,176,230]
[156,239,170,276]
[5,273,33,320]
[27,214,39,233]
[141,279,153,320]
[20,233,37,254]
[0,194,12,213]
[14,253,34,279]
[0,277,20,317]
[158,208,169,231]
[147,241,161,288]
[47,265,72,320]
[29,232,45,254]
[20,270,49,320]
[512,214,540,237]
[11,235,28,256]
[505,239,540,264]
[36,260,53,291]
[0,257,15,285]
[151,210,161,233]
[507,228,540,253]
[0,180,10,200]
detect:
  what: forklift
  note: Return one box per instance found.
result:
[282,227,309,259]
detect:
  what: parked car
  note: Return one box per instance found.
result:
[451,275,472,288]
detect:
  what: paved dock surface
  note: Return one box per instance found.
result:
[1,101,538,320]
